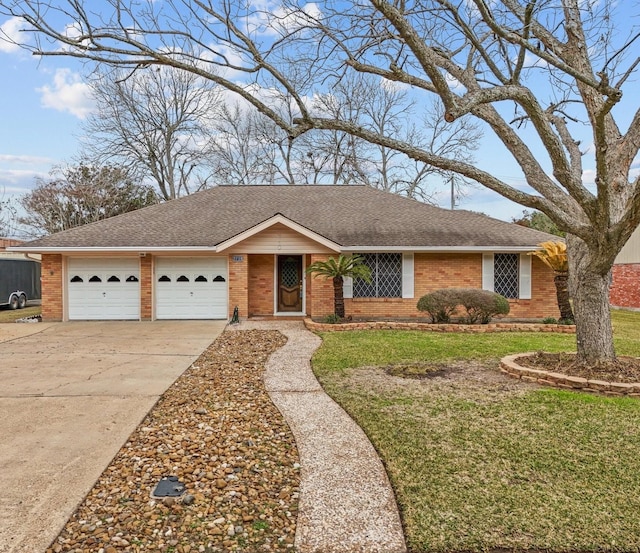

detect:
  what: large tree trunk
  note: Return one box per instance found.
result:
[333,275,345,319]
[553,272,574,322]
[567,235,616,366]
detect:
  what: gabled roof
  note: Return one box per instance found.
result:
[15,185,556,252]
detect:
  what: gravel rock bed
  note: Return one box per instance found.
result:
[46,329,300,553]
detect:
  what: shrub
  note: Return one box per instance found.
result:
[322,313,342,324]
[416,289,460,323]
[458,288,510,324]
[542,317,558,324]
[417,288,510,324]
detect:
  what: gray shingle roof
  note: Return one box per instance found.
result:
[18,185,557,250]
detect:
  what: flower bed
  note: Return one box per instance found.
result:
[501,353,640,396]
[304,318,576,334]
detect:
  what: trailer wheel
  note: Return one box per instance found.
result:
[9,295,19,310]
[18,294,27,309]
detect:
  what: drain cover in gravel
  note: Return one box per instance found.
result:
[152,476,186,498]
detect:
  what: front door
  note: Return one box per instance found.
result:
[277,255,303,312]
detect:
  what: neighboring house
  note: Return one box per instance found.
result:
[611,225,640,309]
[11,185,559,322]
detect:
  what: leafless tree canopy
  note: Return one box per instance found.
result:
[82,66,221,200]
[0,192,17,238]
[1,0,639,364]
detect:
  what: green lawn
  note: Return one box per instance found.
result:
[312,310,640,553]
[0,305,41,323]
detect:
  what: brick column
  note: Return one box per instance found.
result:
[140,255,153,320]
[308,254,334,319]
[228,253,249,319]
[41,254,63,321]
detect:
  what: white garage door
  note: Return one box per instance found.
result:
[155,257,228,319]
[67,258,140,320]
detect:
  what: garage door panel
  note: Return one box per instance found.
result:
[155,258,228,320]
[67,258,140,320]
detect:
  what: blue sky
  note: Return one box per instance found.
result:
[2,5,635,227]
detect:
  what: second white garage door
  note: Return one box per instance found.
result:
[155,257,228,319]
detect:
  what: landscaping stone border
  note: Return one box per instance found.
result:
[304,318,576,334]
[501,353,640,396]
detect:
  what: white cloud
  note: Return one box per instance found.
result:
[0,154,56,165]
[0,16,26,53]
[37,68,95,119]
[445,72,464,92]
[269,2,322,35]
[0,169,47,195]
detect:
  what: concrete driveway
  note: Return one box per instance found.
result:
[0,321,226,553]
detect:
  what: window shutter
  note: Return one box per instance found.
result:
[343,276,353,299]
[482,253,494,291]
[519,254,532,299]
[402,253,414,299]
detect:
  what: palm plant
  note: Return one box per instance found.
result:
[531,241,574,322]
[306,254,372,319]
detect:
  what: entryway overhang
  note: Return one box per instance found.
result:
[215,214,342,253]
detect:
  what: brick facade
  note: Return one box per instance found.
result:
[37,249,559,322]
[41,254,63,321]
[248,254,275,316]
[343,253,557,321]
[228,253,249,319]
[610,264,640,309]
[140,256,153,320]
[307,254,336,318]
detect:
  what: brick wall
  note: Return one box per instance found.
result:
[611,264,640,308]
[41,254,63,321]
[248,254,274,316]
[140,256,153,320]
[228,253,249,319]
[307,254,335,318]
[340,253,558,321]
[305,255,312,316]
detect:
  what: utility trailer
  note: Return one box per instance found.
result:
[0,258,41,309]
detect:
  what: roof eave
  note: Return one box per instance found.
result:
[9,246,219,254]
[340,245,540,252]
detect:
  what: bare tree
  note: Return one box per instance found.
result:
[2,1,640,364]
[209,102,294,185]
[0,192,18,238]
[19,163,158,236]
[82,66,221,200]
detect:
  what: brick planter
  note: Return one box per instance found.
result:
[304,318,576,334]
[501,353,640,396]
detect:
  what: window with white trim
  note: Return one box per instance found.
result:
[353,253,403,298]
[494,253,519,298]
[482,253,531,300]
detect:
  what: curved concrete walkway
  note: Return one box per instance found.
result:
[233,321,406,553]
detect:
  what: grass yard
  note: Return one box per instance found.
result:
[312,310,640,553]
[0,305,41,323]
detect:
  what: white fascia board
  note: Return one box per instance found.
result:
[9,246,218,254]
[340,245,539,253]
[215,213,341,252]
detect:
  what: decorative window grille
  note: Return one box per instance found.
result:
[353,253,402,298]
[494,253,519,299]
[281,257,299,287]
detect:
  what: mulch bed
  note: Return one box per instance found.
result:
[47,330,299,553]
[518,352,640,384]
